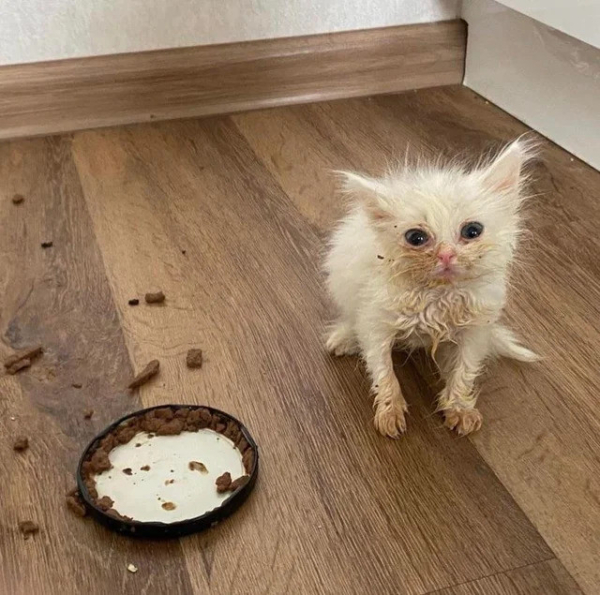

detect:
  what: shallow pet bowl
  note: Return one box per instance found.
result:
[77,404,258,539]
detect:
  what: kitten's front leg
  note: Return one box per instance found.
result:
[357,320,408,438]
[437,325,492,436]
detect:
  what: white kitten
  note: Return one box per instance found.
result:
[325,139,538,438]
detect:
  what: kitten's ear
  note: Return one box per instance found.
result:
[479,138,537,195]
[336,171,392,222]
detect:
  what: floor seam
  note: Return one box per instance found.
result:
[422,556,558,594]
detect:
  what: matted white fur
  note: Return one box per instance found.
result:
[325,139,539,437]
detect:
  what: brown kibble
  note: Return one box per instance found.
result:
[13,435,29,451]
[66,490,87,517]
[223,420,241,443]
[145,291,165,304]
[161,502,176,511]
[184,408,211,431]
[89,449,112,473]
[156,418,183,436]
[186,348,203,369]
[188,461,208,473]
[140,465,150,471]
[229,475,249,491]
[174,407,189,419]
[12,193,25,205]
[123,468,133,476]
[140,412,162,438]
[83,409,94,420]
[210,414,227,433]
[6,358,31,375]
[99,434,118,451]
[4,346,43,369]
[19,521,39,538]
[41,241,53,249]
[154,407,174,420]
[128,298,139,306]
[96,496,114,511]
[127,359,160,389]
[242,448,255,473]
[115,426,137,444]
[72,382,82,389]
[215,472,232,493]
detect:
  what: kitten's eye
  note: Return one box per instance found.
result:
[404,228,429,247]
[460,222,484,240]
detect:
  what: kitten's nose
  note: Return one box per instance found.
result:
[437,248,456,268]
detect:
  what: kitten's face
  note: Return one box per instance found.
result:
[377,172,520,285]
[342,140,532,287]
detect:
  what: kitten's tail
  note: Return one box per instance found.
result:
[491,324,540,362]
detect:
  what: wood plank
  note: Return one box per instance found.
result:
[232,87,600,594]
[71,116,550,594]
[433,559,581,595]
[0,138,193,593]
[0,21,465,140]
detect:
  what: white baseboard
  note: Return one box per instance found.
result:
[462,0,600,171]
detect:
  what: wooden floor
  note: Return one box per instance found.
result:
[1,86,598,595]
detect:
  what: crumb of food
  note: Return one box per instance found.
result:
[127,563,138,574]
[123,468,133,476]
[216,472,248,494]
[144,291,165,304]
[13,435,29,451]
[135,443,142,447]
[83,409,94,419]
[72,382,82,389]
[140,465,150,471]
[7,358,31,375]
[377,255,384,260]
[156,418,184,436]
[4,346,43,369]
[188,461,208,473]
[12,193,25,205]
[127,359,160,389]
[128,298,139,306]
[161,501,176,511]
[181,249,186,255]
[89,449,112,474]
[215,472,232,493]
[96,496,114,512]
[19,520,39,539]
[66,488,87,517]
[41,241,53,249]
[10,416,16,421]
[242,448,255,473]
[229,475,249,491]
[165,479,175,485]
[186,348,203,369]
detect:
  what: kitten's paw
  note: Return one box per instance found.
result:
[443,408,483,436]
[326,325,358,357]
[374,394,408,438]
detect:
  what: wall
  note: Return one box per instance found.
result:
[462,0,600,170]
[0,0,459,66]
[491,0,600,49]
